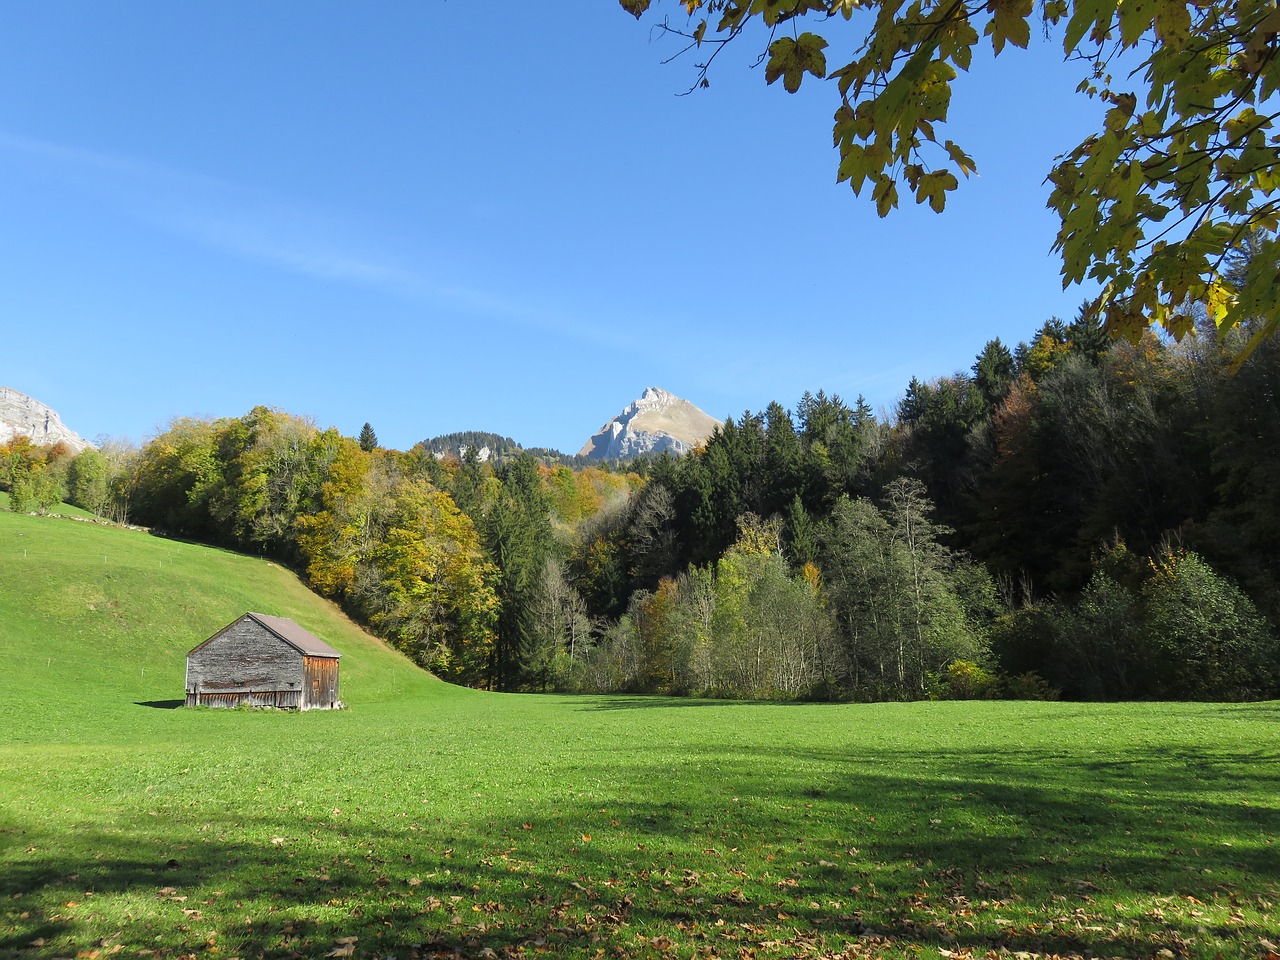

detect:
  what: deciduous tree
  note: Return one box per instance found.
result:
[372,479,499,685]
[621,0,1280,353]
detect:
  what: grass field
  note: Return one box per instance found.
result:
[1,507,1276,959]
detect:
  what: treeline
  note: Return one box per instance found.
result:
[3,314,1278,701]
[559,317,1279,701]
[420,431,625,470]
[2,416,639,689]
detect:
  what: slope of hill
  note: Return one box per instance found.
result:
[0,500,453,742]
[0,502,1275,960]
[578,386,721,459]
[0,386,92,452]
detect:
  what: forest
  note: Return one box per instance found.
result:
[5,309,1278,702]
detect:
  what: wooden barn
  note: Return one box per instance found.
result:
[185,613,342,710]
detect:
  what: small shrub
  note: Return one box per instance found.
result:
[929,659,1000,700]
[1001,671,1061,701]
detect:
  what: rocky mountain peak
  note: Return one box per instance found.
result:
[578,387,721,460]
[0,387,93,453]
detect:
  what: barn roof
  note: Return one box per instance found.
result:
[188,613,342,659]
[246,613,342,658]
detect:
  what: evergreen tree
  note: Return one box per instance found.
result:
[1067,300,1110,365]
[971,338,1016,410]
[762,401,804,517]
[482,454,554,689]
[783,495,818,568]
[358,422,378,453]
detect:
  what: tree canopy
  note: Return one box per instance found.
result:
[620,0,1280,356]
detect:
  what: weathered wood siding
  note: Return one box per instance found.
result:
[302,656,340,710]
[188,689,303,709]
[186,618,304,708]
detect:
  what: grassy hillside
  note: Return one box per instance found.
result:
[0,509,1276,959]
[0,502,448,743]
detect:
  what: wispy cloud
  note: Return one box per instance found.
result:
[0,131,641,350]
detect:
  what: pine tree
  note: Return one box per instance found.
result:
[357,423,378,453]
[972,339,1016,410]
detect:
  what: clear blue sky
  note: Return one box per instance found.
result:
[1,2,1103,454]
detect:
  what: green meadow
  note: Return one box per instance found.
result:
[1,505,1276,959]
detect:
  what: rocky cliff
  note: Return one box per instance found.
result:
[578,387,721,460]
[0,387,92,453]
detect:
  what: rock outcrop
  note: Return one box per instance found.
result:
[0,387,93,453]
[578,387,721,460]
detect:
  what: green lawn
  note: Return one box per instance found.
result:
[1,508,1276,959]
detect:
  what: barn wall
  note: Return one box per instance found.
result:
[302,656,341,710]
[186,618,304,706]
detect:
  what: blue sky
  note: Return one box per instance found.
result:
[2,2,1103,454]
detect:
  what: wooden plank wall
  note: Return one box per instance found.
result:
[302,656,340,709]
[186,617,305,708]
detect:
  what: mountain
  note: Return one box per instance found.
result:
[0,386,92,453]
[578,387,721,460]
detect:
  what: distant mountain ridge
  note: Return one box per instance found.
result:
[578,387,721,460]
[419,431,523,464]
[0,386,717,466]
[0,386,92,453]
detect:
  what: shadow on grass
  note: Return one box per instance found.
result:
[2,735,1276,959]
[134,699,185,709]
[583,695,781,710]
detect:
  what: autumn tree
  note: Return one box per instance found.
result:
[66,448,112,517]
[621,0,1280,354]
[296,439,389,598]
[2,437,72,514]
[706,515,835,697]
[205,407,327,554]
[128,417,224,538]
[371,479,499,685]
